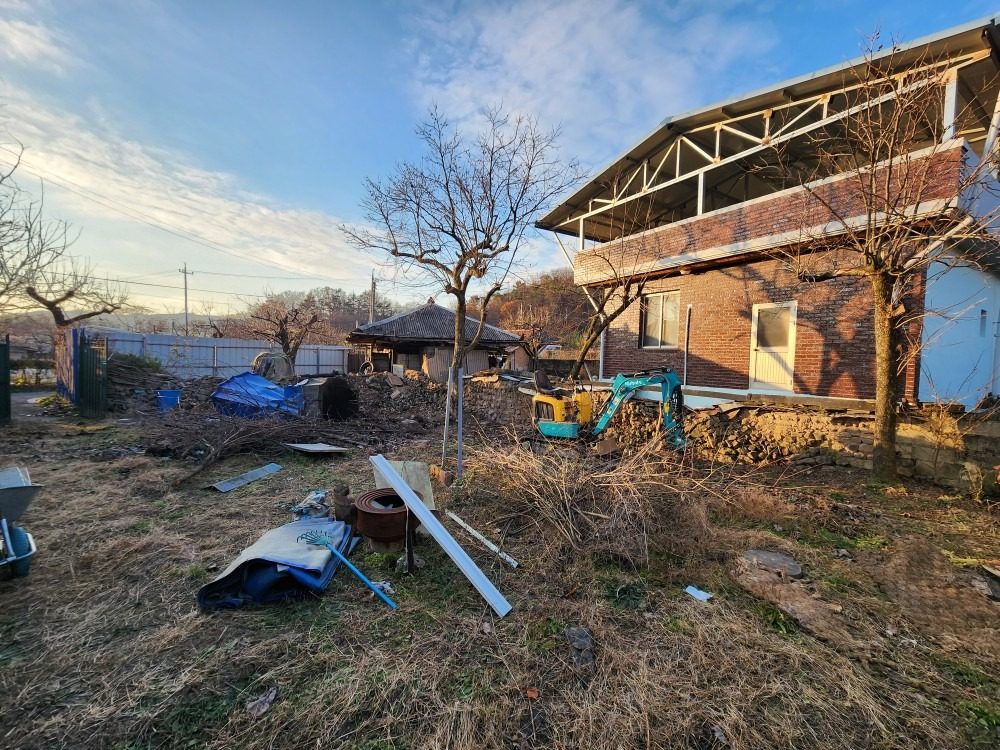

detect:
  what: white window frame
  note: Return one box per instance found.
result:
[640,291,680,349]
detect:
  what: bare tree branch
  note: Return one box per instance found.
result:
[344,105,581,371]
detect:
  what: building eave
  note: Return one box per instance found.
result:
[538,12,1000,235]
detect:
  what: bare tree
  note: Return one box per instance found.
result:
[565,174,663,379]
[0,151,71,310]
[246,292,322,360]
[500,302,553,370]
[763,38,1000,479]
[344,106,579,372]
[2,150,130,326]
[25,257,128,327]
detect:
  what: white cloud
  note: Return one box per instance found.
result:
[406,0,779,278]
[409,0,777,169]
[0,82,379,307]
[0,18,73,72]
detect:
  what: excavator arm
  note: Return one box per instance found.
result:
[592,370,684,444]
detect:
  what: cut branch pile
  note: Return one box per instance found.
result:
[467,437,708,564]
[107,356,220,413]
[141,406,426,483]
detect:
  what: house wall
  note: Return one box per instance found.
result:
[574,144,964,286]
[921,260,1000,407]
[422,346,491,382]
[601,255,923,401]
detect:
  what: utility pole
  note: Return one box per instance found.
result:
[179,263,194,336]
[369,270,376,324]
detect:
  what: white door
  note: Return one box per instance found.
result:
[750,301,797,391]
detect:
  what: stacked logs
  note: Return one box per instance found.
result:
[107,356,220,413]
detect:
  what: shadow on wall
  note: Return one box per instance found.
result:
[608,258,878,398]
[721,261,874,400]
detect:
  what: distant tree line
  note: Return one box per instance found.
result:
[470,268,591,366]
[195,287,400,358]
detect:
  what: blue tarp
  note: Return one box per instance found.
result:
[210,372,304,418]
[197,518,359,609]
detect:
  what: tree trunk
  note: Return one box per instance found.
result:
[870,272,898,480]
[451,296,466,373]
[568,319,602,380]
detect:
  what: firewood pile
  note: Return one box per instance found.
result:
[604,399,664,450]
[107,355,220,413]
[352,371,447,422]
[683,406,845,464]
[601,399,846,465]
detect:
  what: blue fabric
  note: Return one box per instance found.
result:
[197,519,359,610]
[210,372,303,417]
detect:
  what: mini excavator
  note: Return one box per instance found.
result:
[530,368,685,447]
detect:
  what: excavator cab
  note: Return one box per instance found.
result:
[531,368,684,445]
[531,370,594,438]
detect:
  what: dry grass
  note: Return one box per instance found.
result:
[466,438,710,565]
[709,484,796,525]
[1,418,998,749]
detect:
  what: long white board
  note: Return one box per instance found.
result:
[369,455,512,617]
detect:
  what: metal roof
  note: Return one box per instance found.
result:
[537,12,1000,234]
[347,302,522,347]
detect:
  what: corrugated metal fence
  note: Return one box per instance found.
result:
[0,334,10,424]
[56,327,349,397]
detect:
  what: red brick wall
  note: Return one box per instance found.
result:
[603,256,924,401]
[575,145,963,286]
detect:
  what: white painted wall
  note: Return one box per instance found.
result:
[920,260,1000,407]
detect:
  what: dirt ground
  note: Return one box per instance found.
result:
[1,408,998,750]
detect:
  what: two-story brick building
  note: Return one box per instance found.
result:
[538,15,1000,408]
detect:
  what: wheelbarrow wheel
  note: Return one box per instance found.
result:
[8,525,31,577]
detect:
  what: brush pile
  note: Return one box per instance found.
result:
[141,406,427,481]
[467,438,708,565]
[107,354,220,413]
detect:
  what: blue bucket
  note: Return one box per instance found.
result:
[156,389,181,412]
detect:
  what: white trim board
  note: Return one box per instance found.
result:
[369,455,513,618]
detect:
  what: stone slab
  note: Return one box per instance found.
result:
[743,549,803,579]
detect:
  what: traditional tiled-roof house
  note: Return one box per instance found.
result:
[347,300,522,382]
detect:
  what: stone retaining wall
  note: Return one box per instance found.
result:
[678,405,998,493]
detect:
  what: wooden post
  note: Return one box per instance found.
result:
[456,366,464,482]
[942,70,958,141]
[441,366,454,467]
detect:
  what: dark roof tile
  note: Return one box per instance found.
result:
[347,303,521,346]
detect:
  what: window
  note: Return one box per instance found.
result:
[641,291,680,348]
[756,305,791,348]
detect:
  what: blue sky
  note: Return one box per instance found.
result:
[0,0,997,312]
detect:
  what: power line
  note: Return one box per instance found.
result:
[117,269,177,281]
[0,146,347,282]
[39,270,270,298]
[192,269,318,280]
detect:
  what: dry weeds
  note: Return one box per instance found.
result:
[1,418,997,749]
[465,438,710,565]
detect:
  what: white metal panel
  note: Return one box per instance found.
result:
[88,327,348,379]
[370,455,512,617]
[422,346,492,382]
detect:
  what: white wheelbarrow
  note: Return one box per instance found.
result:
[0,467,40,578]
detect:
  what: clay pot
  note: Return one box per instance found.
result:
[354,488,421,543]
